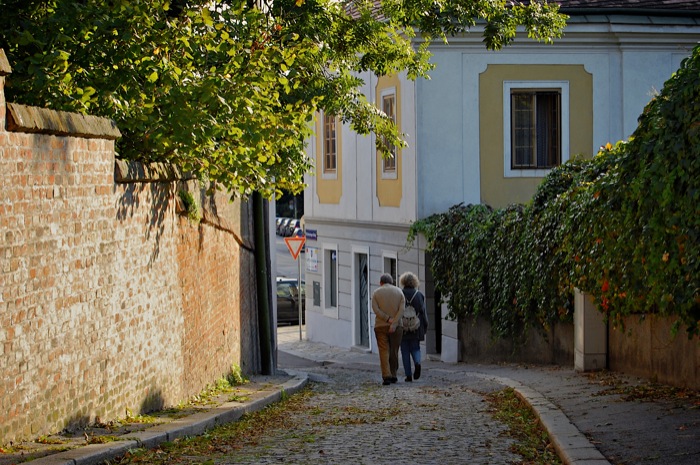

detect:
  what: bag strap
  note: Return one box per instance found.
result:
[406,291,417,306]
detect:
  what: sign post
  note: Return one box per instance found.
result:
[284,236,306,340]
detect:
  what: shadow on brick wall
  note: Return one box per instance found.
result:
[145,183,174,264]
[116,181,174,265]
[59,389,165,435]
[62,414,93,435]
[140,389,166,414]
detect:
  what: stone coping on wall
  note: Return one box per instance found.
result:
[115,159,195,183]
[6,102,121,140]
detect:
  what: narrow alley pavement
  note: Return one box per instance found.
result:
[16,326,698,465]
[225,347,522,464]
[276,326,700,465]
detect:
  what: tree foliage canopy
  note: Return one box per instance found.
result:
[1,0,566,198]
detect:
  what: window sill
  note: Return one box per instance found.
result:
[504,168,556,178]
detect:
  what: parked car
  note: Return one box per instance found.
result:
[277,217,292,236]
[283,218,301,237]
[276,278,305,325]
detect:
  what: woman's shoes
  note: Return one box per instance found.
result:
[414,364,421,380]
[405,376,412,382]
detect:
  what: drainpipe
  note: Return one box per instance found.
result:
[253,192,273,375]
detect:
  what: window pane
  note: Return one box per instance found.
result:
[383,257,397,285]
[382,94,396,172]
[511,90,561,169]
[323,113,336,172]
[536,92,560,168]
[512,93,534,168]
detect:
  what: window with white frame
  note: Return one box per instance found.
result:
[383,255,397,285]
[324,247,338,308]
[504,81,569,178]
[380,88,397,175]
[322,112,337,174]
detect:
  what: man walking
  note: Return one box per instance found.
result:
[371,273,405,385]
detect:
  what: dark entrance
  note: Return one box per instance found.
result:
[358,253,369,347]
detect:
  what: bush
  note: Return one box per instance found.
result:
[411,201,573,341]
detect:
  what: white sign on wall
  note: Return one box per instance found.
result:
[306,247,319,272]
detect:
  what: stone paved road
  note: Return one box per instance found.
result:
[218,361,522,465]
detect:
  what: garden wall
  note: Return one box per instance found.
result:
[609,315,700,389]
[458,315,574,366]
[0,50,260,443]
[458,311,700,390]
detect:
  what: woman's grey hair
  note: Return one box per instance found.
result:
[399,271,420,289]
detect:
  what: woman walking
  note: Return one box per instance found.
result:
[399,272,428,382]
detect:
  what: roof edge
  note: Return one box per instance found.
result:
[561,7,700,18]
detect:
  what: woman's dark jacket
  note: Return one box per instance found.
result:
[401,287,428,341]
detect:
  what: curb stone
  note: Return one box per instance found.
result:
[460,372,611,465]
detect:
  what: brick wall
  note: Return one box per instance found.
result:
[0,50,260,442]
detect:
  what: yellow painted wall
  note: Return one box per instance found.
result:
[315,113,342,204]
[376,74,402,208]
[479,65,593,208]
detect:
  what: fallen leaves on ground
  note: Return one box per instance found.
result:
[485,387,562,465]
[584,371,700,405]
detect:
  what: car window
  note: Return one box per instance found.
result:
[277,283,294,298]
[277,281,305,297]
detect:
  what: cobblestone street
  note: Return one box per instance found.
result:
[219,361,520,465]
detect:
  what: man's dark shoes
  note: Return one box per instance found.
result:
[382,379,391,386]
[414,364,421,380]
[405,376,412,382]
[390,377,398,383]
